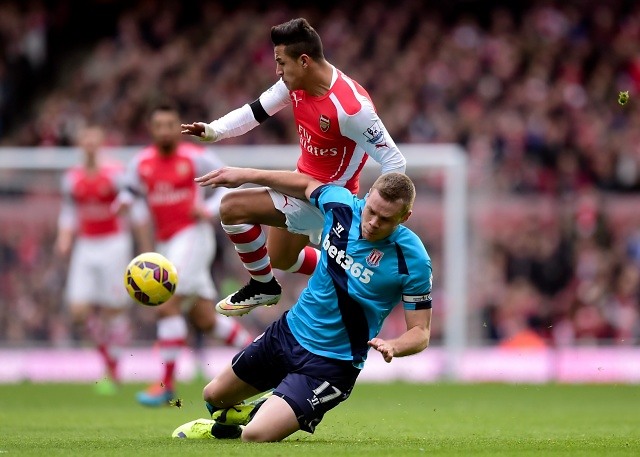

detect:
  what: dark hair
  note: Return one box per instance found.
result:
[147,100,179,120]
[371,173,416,217]
[271,18,324,61]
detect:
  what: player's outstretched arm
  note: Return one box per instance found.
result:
[195,167,321,200]
[182,81,291,143]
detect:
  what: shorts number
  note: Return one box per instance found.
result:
[310,381,343,407]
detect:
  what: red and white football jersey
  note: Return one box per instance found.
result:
[211,67,406,194]
[59,162,124,237]
[290,69,403,193]
[121,142,225,241]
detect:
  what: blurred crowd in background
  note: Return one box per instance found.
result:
[2,0,640,347]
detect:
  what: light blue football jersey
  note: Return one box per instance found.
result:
[286,185,433,368]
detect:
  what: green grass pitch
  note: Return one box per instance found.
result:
[1,382,638,456]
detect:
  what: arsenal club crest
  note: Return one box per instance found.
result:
[176,161,190,176]
[365,249,384,267]
[319,114,330,132]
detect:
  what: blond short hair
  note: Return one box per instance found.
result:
[371,173,415,217]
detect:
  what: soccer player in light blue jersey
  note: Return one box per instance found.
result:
[172,168,433,442]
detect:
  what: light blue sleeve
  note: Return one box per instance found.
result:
[401,236,433,311]
[309,185,356,215]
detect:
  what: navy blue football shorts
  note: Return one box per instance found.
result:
[231,311,361,433]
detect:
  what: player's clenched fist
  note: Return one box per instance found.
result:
[368,338,395,363]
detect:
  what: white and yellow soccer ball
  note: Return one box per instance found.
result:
[124,252,178,306]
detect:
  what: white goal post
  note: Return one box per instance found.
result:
[0,144,468,380]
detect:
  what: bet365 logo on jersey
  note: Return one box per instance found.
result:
[322,233,373,283]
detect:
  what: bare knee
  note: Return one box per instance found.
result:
[202,378,246,409]
[202,380,227,407]
[68,304,89,323]
[220,189,284,226]
[189,300,215,333]
[240,426,282,443]
[219,194,239,225]
[155,296,182,318]
[220,192,258,225]
[202,382,215,404]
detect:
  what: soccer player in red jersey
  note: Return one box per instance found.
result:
[55,126,134,395]
[117,102,253,406]
[182,18,406,316]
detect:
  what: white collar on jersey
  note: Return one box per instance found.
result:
[329,66,338,88]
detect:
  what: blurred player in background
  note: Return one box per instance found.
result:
[182,18,406,317]
[117,102,253,407]
[173,168,432,441]
[55,125,133,395]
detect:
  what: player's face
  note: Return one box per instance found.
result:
[361,189,411,242]
[274,45,305,91]
[149,110,180,153]
[78,127,104,158]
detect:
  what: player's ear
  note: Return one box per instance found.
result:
[400,209,412,224]
[300,54,310,68]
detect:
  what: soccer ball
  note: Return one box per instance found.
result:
[124,252,178,306]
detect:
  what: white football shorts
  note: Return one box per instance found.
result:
[267,188,324,245]
[65,231,132,308]
[157,222,217,302]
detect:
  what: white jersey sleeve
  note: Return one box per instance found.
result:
[337,95,406,174]
[109,162,149,225]
[208,79,291,141]
[58,172,78,231]
[128,198,150,225]
[117,154,144,206]
[194,150,230,217]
